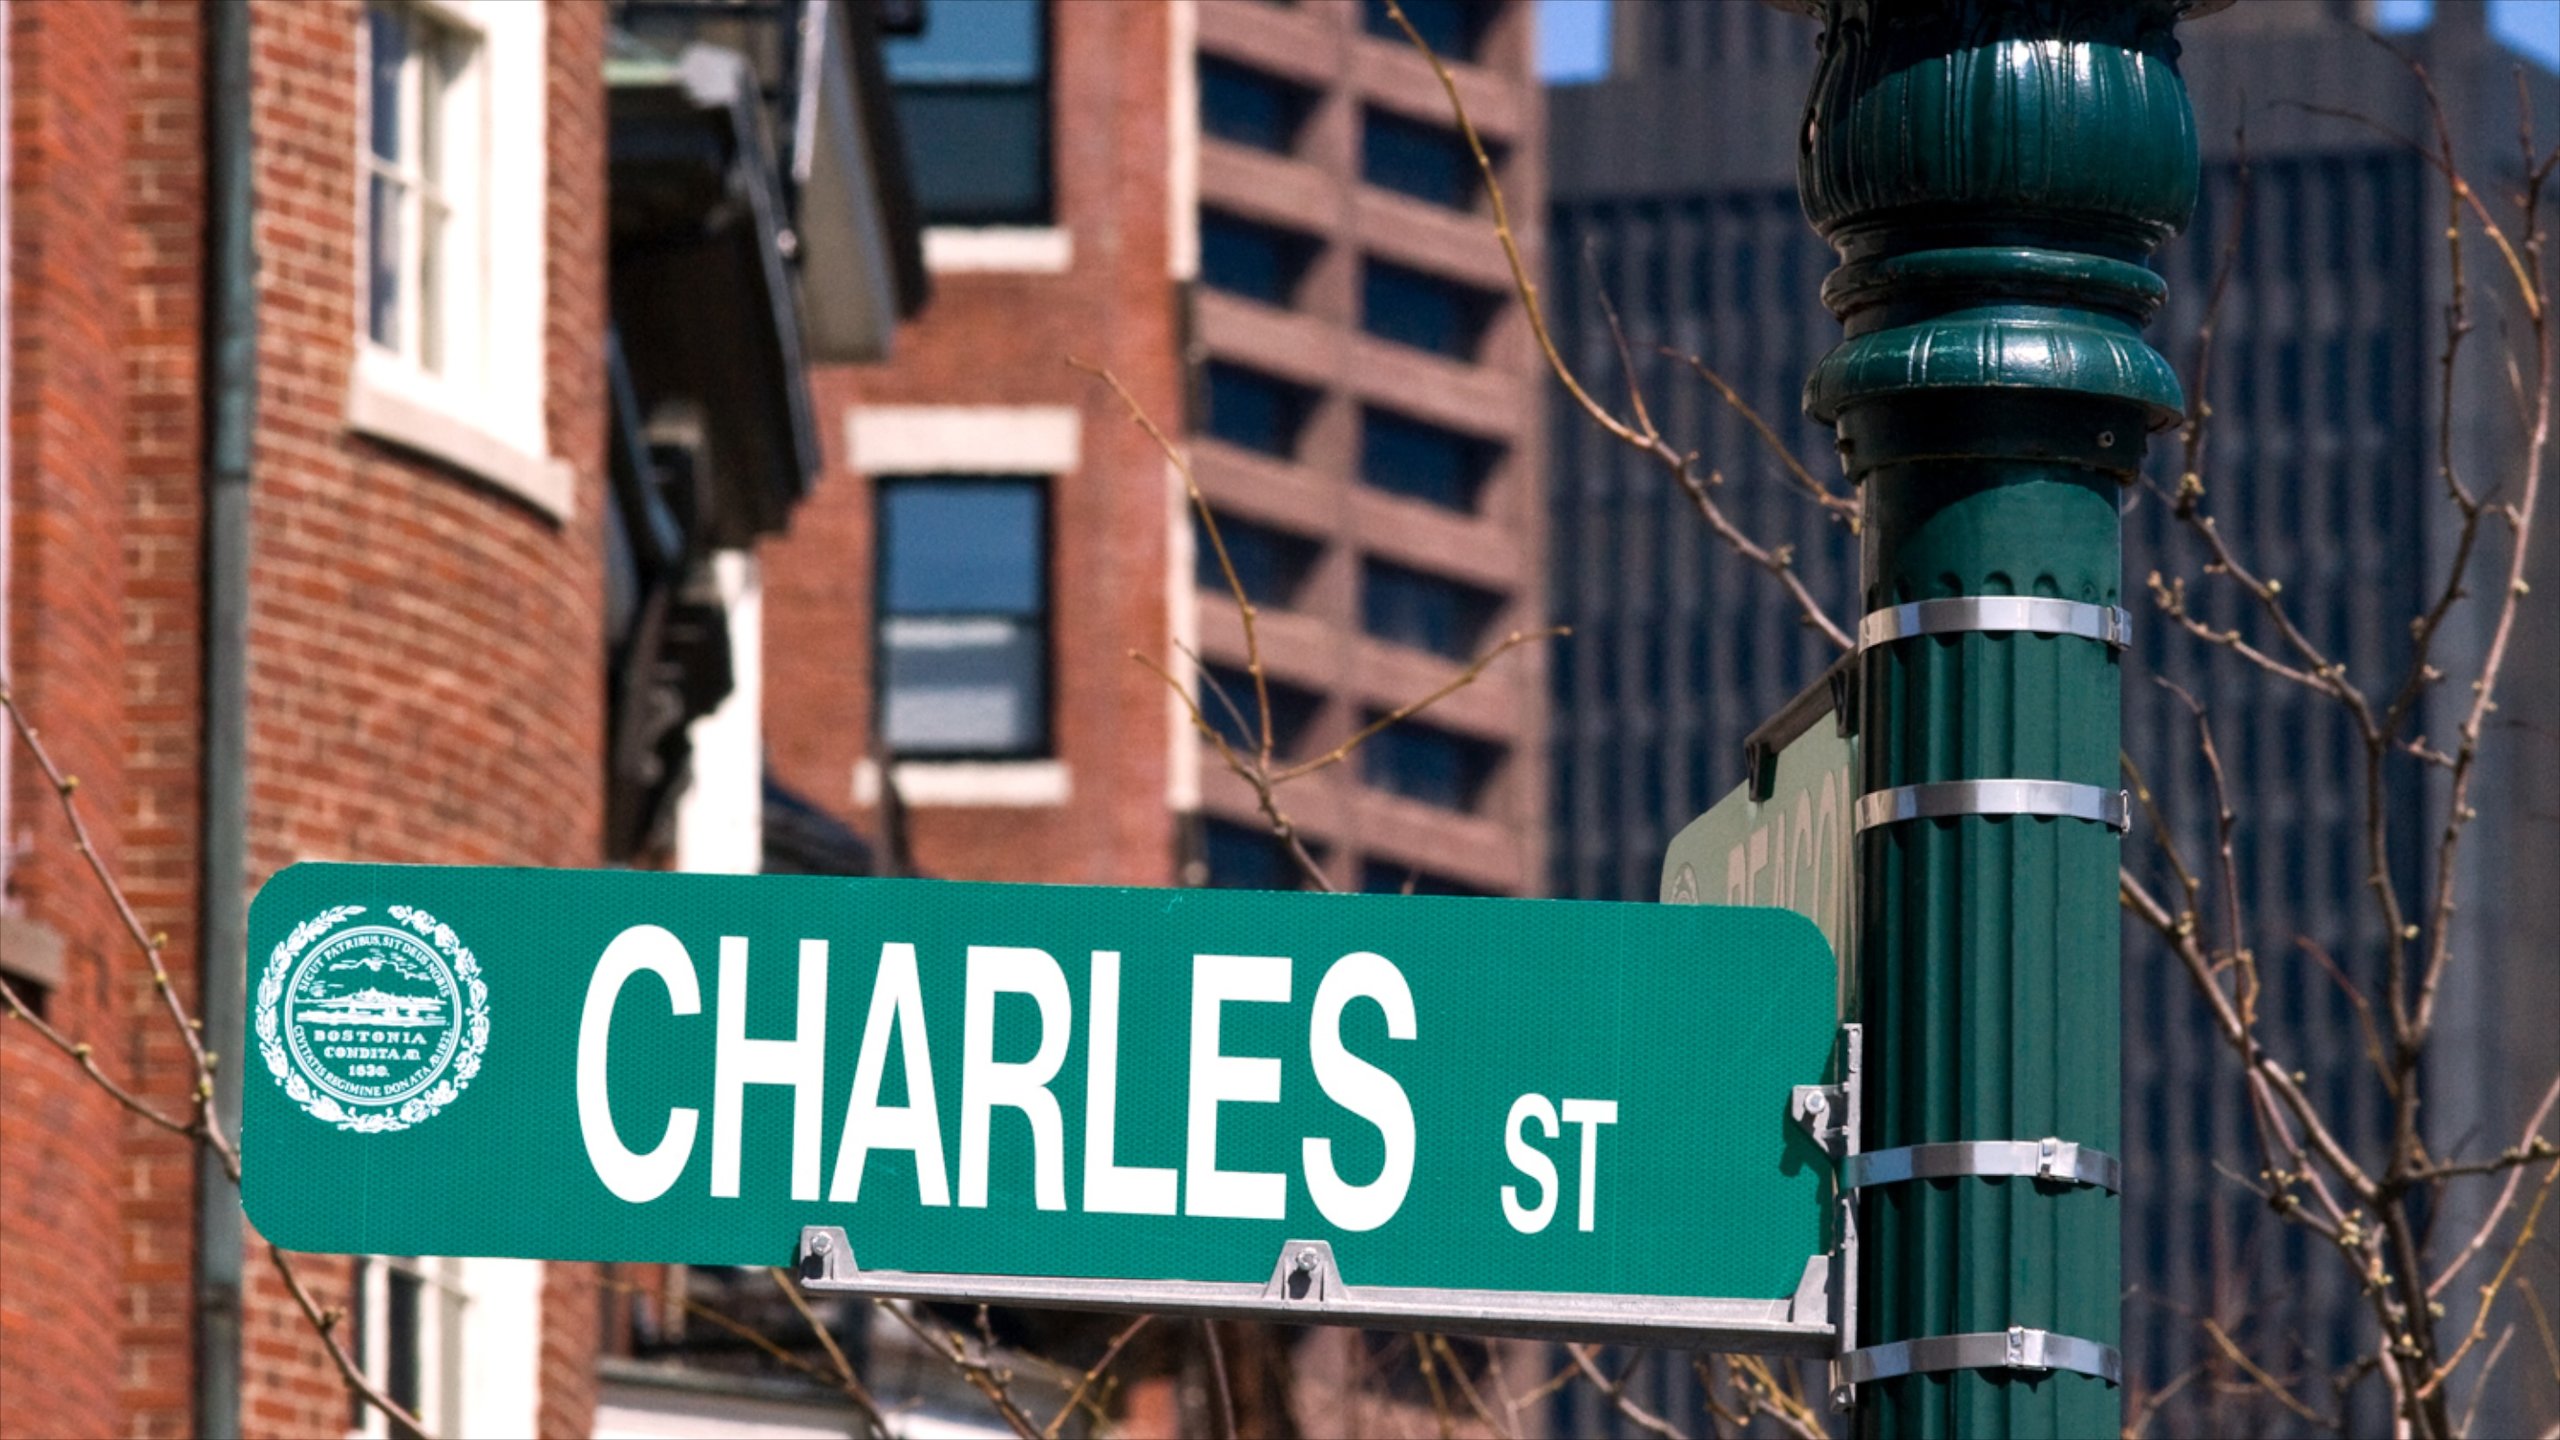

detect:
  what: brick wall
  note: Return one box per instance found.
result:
[121,3,208,1432]
[2,2,138,1436]
[234,0,608,1433]
[5,1,608,1434]
[764,0,1185,889]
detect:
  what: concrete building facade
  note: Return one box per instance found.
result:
[1187,0,1548,899]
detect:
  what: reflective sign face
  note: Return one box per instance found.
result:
[1663,716,1858,1013]
[244,864,1836,1342]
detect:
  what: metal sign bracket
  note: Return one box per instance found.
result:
[1789,1023,1864,1411]
[795,1226,1842,1357]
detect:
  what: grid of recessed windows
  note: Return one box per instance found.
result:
[1197,513,1321,607]
[1360,715,1499,811]
[1360,407,1497,511]
[883,0,1051,225]
[1202,361,1319,458]
[1199,55,1316,154]
[1361,107,1486,210]
[1361,0,1495,62]
[1200,210,1321,307]
[1204,817,1318,891]
[878,479,1049,757]
[1198,663,1322,759]
[1361,558,1500,661]
[1361,259,1496,359]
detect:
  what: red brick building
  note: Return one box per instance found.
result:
[765,0,1549,902]
[766,0,1191,891]
[1,3,918,1435]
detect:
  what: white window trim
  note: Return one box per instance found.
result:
[347,0,570,520]
[673,553,764,875]
[854,757,1072,809]
[347,1254,541,1440]
[848,405,1082,474]
[921,224,1074,274]
[853,406,1080,786]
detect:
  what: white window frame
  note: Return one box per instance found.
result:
[847,405,1082,805]
[347,1253,542,1440]
[348,0,571,518]
[347,1254,466,1439]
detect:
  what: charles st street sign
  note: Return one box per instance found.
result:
[241,862,1844,1354]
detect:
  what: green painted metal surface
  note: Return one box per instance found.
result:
[1784,1,2211,1434]
[242,862,1836,1311]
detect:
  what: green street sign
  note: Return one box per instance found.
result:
[1661,673,1858,1013]
[243,862,1842,1352]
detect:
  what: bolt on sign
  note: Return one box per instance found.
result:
[244,863,1842,1352]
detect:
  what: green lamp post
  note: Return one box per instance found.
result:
[1774,2,2224,1435]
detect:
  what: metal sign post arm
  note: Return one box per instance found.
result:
[1772,1,2225,1433]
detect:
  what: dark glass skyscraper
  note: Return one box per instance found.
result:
[1548,5,2556,1433]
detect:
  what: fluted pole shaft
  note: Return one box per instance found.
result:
[1784,3,2214,1435]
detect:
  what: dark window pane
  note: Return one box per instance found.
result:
[885,0,1050,225]
[1198,513,1320,608]
[1360,407,1497,510]
[1200,56,1315,153]
[1199,663,1321,758]
[367,172,401,350]
[1362,108,1480,209]
[386,1265,422,1440]
[1362,259,1494,358]
[881,482,1043,614]
[1362,558,1500,660]
[1204,817,1306,890]
[879,478,1048,757]
[1358,860,1489,897]
[1201,210,1319,306]
[368,8,405,160]
[1203,361,1318,457]
[1360,716,1499,810]
[1362,0,1495,61]
[890,86,1050,226]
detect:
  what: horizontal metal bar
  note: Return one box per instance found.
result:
[1854,780,2130,834]
[795,1228,1839,1358]
[1839,1326,2123,1387]
[1859,597,2130,651]
[1843,1138,2123,1194]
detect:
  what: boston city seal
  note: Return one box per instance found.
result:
[255,904,489,1133]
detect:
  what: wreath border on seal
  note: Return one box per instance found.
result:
[255,903,490,1134]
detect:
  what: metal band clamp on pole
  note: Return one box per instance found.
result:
[1842,1137,2123,1194]
[1838,1326,2124,1388]
[1854,779,2130,834]
[1859,597,2131,652]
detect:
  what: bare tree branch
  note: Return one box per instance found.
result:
[270,1248,429,1438]
[2202,1315,2334,1429]
[1041,1315,1153,1440]
[1564,1346,1688,1440]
